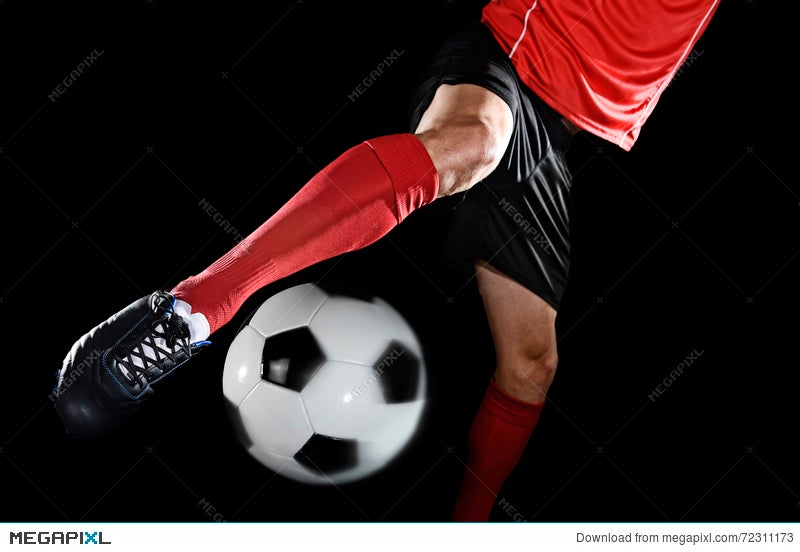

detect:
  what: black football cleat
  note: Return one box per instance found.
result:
[53,291,210,438]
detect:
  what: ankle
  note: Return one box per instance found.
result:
[173,298,211,342]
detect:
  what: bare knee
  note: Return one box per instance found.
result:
[495,345,558,404]
[416,120,507,196]
[473,260,558,404]
[414,83,513,197]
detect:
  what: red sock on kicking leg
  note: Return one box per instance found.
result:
[451,377,544,522]
[171,134,439,334]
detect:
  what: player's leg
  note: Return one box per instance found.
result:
[52,82,512,438]
[172,83,512,334]
[473,262,558,403]
[414,83,513,198]
[450,261,558,522]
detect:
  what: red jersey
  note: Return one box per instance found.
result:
[482,0,720,150]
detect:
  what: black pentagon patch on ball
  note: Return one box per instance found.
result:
[260,327,325,392]
[294,433,358,475]
[373,341,421,403]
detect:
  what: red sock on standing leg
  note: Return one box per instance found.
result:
[451,377,544,522]
[171,134,439,334]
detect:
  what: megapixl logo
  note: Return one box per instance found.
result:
[9,531,111,545]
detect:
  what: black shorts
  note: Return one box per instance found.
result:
[407,21,574,311]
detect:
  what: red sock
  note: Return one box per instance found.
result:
[171,134,438,334]
[451,377,544,522]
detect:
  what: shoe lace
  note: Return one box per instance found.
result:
[114,300,192,387]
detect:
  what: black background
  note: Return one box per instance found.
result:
[1,1,798,523]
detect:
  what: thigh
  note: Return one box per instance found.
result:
[406,22,518,197]
[410,25,575,311]
[405,21,524,135]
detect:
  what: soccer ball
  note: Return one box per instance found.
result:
[222,283,428,485]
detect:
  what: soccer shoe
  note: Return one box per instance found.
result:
[53,291,210,438]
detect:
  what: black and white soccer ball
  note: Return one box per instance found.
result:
[223,283,428,485]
